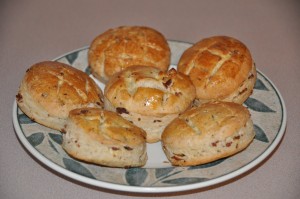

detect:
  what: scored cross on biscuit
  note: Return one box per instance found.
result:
[178,36,257,106]
[16,61,104,132]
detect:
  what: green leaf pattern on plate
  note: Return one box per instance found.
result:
[66,51,79,65]
[26,132,44,147]
[244,97,275,112]
[63,158,96,179]
[49,133,63,145]
[254,124,269,143]
[125,168,148,186]
[18,114,35,124]
[254,79,269,91]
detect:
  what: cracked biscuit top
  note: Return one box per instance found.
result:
[88,26,171,83]
[104,65,196,116]
[16,61,104,131]
[178,36,256,104]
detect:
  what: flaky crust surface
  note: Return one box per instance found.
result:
[16,61,104,131]
[88,26,171,83]
[62,108,147,168]
[178,36,256,104]
[161,101,255,166]
[104,65,196,116]
[104,65,196,143]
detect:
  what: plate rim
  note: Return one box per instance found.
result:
[12,40,287,193]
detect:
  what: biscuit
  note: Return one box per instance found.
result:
[16,61,104,132]
[104,65,196,143]
[88,26,170,83]
[161,101,255,166]
[177,36,256,106]
[62,108,147,168]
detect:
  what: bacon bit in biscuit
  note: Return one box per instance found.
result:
[16,93,23,102]
[226,142,232,147]
[116,107,129,114]
[248,73,255,79]
[41,93,48,98]
[175,92,182,96]
[61,128,66,133]
[112,147,120,151]
[163,79,172,88]
[233,135,240,140]
[124,146,133,151]
[138,118,141,121]
[211,140,219,147]
[236,144,239,149]
[153,120,162,123]
[80,109,89,114]
[239,88,248,95]
[96,102,102,106]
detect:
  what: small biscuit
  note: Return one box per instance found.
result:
[16,61,104,131]
[62,108,147,168]
[88,26,171,83]
[177,36,256,106]
[161,101,255,166]
[104,65,196,143]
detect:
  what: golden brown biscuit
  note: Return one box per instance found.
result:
[16,61,104,132]
[161,101,255,166]
[88,26,171,83]
[104,65,196,143]
[177,36,256,106]
[62,108,147,168]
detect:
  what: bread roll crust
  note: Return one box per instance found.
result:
[16,61,104,131]
[178,36,256,105]
[161,101,255,166]
[104,65,196,143]
[62,108,147,168]
[88,26,171,83]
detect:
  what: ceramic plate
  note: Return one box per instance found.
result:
[12,40,286,193]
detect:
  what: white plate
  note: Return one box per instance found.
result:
[12,40,286,193]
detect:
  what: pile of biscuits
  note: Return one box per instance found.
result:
[16,26,257,168]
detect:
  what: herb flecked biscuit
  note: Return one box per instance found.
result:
[104,65,196,143]
[88,26,171,83]
[16,61,104,132]
[178,36,256,106]
[62,108,147,168]
[161,101,255,166]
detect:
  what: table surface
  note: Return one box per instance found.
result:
[1,0,300,198]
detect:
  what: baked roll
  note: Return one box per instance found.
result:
[16,61,104,132]
[104,65,196,143]
[88,26,171,83]
[177,36,256,106]
[62,108,147,168]
[161,101,255,166]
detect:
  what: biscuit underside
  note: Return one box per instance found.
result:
[18,84,66,131]
[163,119,255,166]
[62,114,147,168]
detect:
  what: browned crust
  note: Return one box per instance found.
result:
[178,36,255,103]
[161,101,255,166]
[16,61,104,130]
[88,26,171,82]
[104,65,196,116]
